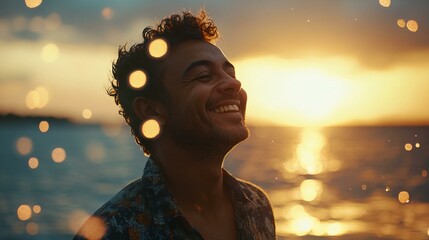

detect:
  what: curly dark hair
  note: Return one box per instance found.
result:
[107,10,219,155]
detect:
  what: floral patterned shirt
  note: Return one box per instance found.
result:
[73,158,276,239]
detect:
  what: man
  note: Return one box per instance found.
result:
[74,10,275,240]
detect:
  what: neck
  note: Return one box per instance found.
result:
[151,139,229,214]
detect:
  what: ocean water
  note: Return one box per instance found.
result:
[1,122,428,239]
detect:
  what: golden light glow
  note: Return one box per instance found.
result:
[397,19,406,28]
[101,7,114,20]
[25,87,49,109]
[41,43,59,62]
[129,70,147,89]
[148,39,168,58]
[296,129,326,174]
[141,119,160,139]
[398,191,410,204]
[82,109,92,119]
[300,179,323,201]
[26,222,39,235]
[236,57,350,126]
[32,205,41,214]
[326,221,346,236]
[17,205,32,221]
[25,0,43,8]
[69,211,106,240]
[385,186,391,192]
[379,0,391,7]
[28,157,39,169]
[422,170,427,178]
[39,120,49,132]
[415,143,420,148]
[404,143,413,151]
[52,147,66,163]
[406,20,418,32]
[16,137,33,155]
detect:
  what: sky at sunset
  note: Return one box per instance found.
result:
[1,0,428,126]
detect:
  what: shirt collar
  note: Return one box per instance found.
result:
[141,158,182,225]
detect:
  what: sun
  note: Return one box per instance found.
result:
[236,56,350,126]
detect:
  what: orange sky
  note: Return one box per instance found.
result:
[1,0,428,126]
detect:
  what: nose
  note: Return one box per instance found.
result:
[218,75,242,94]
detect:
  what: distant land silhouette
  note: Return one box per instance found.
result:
[0,113,78,125]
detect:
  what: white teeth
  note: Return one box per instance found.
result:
[212,104,239,113]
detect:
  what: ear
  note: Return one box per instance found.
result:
[133,97,166,124]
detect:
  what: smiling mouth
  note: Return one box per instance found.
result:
[210,104,240,114]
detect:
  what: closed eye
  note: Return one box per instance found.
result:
[193,72,212,82]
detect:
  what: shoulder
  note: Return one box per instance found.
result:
[234,177,272,207]
[74,178,152,240]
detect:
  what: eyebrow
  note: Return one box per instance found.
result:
[181,59,235,78]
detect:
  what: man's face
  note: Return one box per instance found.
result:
[160,40,248,151]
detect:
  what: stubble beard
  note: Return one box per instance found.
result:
[168,111,249,155]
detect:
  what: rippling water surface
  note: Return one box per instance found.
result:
[1,122,428,239]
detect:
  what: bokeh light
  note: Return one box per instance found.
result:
[86,142,105,162]
[422,170,428,178]
[26,222,39,235]
[404,143,413,151]
[361,184,367,191]
[379,0,391,7]
[148,38,168,58]
[51,147,66,163]
[39,120,49,132]
[17,205,32,221]
[45,13,62,30]
[32,205,42,214]
[398,191,410,204]
[82,109,92,119]
[406,20,418,32]
[300,179,323,202]
[16,137,33,155]
[101,7,114,20]
[415,143,420,148]
[25,87,49,109]
[326,221,346,236]
[385,186,391,192]
[69,210,106,240]
[141,119,160,139]
[128,70,147,89]
[25,0,42,8]
[41,43,59,62]
[397,19,406,28]
[28,157,39,169]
